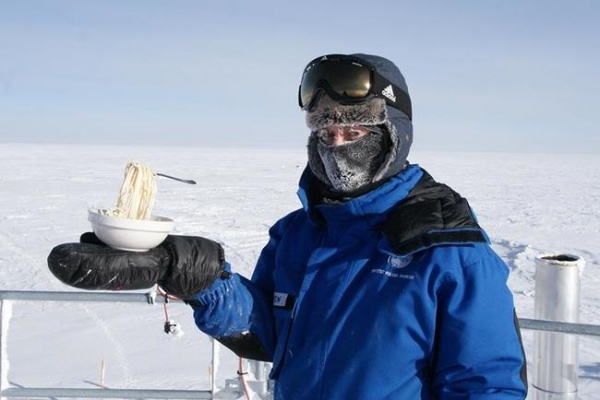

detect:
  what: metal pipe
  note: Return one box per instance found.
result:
[0,290,177,304]
[532,253,585,400]
[519,318,600,337]
[1,387,212,399]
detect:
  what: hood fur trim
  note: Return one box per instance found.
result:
[305,96,388,131]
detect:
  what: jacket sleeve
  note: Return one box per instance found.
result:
[187,216,291,362]
[432,245,528,399]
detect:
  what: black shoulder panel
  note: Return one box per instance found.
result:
[381,170,488,255]
[216,332,273,362]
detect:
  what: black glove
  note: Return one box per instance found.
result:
[47,232,227,299]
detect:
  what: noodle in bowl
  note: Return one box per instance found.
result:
[88,209,174,252]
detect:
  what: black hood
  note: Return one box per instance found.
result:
[305,53,414,191]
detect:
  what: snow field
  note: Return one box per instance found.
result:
[0,143,598,398]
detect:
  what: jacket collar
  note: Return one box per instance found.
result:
[297,164,423,223]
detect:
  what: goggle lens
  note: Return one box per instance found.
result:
[300,59,372,109]
[298,55,412,120]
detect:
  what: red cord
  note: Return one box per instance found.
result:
[156,285,180,301]
[238,357,251,400]
[156,285,171,321]
[156,285,181,331]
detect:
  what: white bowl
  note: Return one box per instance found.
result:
[88,209,174,252]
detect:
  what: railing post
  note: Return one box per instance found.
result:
[532,253,585,400]
[211,337,218,395]
[0,299,13,400]
[0,299,3,400]
[246,359,271,398]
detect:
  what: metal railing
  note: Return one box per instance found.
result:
[0,290,217,399]
[1,290,599,399]
[519,318,600,337]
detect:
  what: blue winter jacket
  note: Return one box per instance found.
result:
[189,164,528,399]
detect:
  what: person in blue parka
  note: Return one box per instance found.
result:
[48,53,528,399]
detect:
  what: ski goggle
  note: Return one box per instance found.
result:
[298,54,412,120]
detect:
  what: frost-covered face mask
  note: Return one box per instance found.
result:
[316,129,387,194]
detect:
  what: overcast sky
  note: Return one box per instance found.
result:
[1,1,599,153]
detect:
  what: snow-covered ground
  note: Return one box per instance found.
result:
[0,143,598,399]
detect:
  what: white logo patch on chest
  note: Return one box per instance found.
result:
[387,254,413,269]
[370,255,415,280]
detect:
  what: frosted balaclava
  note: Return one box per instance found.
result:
[305,54,413,196]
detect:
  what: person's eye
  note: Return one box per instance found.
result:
[348,129,365,140]
[317,130,334,142]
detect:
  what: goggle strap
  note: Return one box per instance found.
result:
[371,72,412,120]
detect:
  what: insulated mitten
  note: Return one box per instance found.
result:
[157,234,227,298]
[48,233,226,299]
